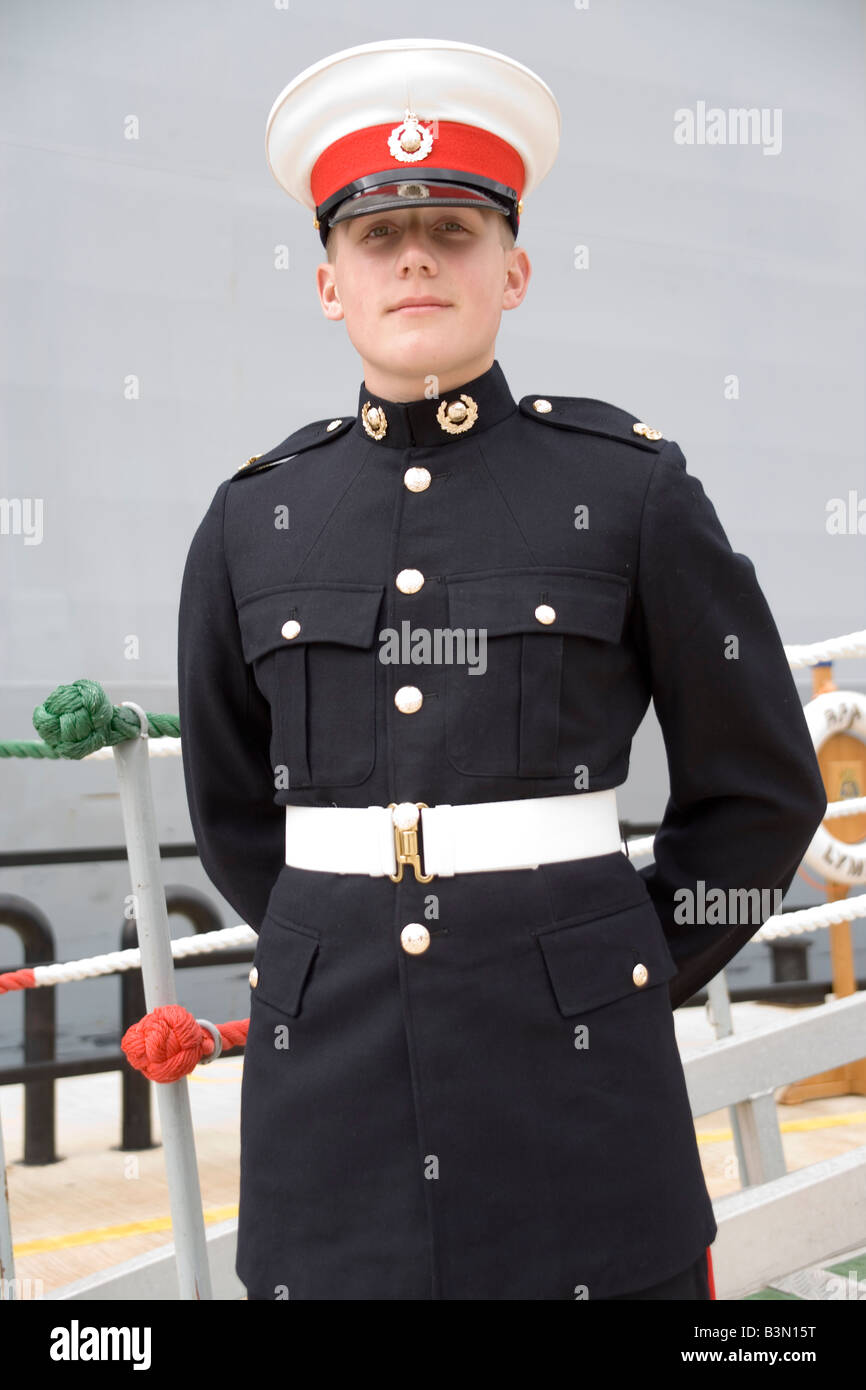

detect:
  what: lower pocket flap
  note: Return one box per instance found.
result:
[252,912,320,1018]
[534,900,677,1016]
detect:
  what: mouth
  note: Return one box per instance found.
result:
[389,301,452,314]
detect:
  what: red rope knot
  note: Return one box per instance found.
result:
[121,1005,249,1082]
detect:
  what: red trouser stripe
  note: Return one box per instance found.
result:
[706,1245,716,1299]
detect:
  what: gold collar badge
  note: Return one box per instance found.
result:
[437,394,478,435]
[362,401,388,440]
[362,394,478,441]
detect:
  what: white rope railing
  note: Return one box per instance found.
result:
[751,893,866,942]
[0,924,257,992]
[625,795,866,863]
[782,628,866,669]
[83,736,183,760]
[35,923,256,983]
[820,796,866,819]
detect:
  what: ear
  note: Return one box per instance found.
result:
[316,262,344,320]
[503,246,531,312]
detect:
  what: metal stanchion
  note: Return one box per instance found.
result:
[0,1106,14,1299]
[112,701,212,1300]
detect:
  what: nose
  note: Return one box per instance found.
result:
[395,223,440,273]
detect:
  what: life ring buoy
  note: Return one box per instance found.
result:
[801,690,866,885]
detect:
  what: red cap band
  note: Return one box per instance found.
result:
[311,120,526,208]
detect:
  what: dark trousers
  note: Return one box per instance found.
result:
[600,1245,715,1300]
[246,1246,716,1301]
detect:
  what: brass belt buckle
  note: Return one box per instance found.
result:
[387,802,434,883]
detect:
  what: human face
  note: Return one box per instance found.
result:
[315,204,531,400]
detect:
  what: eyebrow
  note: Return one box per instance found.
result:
[353,210,482,234]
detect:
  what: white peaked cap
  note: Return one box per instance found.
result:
[265,38,561,246]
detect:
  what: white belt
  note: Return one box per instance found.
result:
[284,789,623,879]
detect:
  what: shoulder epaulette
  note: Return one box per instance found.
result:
[518,395,668,453]
[231,415,355,479]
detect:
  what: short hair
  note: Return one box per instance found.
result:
[325,209,516,262]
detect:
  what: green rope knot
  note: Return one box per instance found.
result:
[30,679,179,760]
[33,679,136,759]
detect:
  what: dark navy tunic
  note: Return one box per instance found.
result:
[177,358,826,1299]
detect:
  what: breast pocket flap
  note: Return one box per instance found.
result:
[237,583,385,663]
[252,911,320,1018]
[534,900,678,1017]
[446,567,628,641]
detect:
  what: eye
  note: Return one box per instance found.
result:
[362,219,470,241]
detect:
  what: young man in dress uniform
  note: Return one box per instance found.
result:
[177,38,827,1301]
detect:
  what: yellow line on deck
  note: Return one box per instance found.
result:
[13,1203,238,1257]
[697,1109,866,1145]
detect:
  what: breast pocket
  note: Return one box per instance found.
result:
[237,582,385,789]
[533,898,678,1018]
[443,567,630,778]
[250,908,320,1020]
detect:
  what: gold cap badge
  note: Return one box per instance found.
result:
[388,110,435,163]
